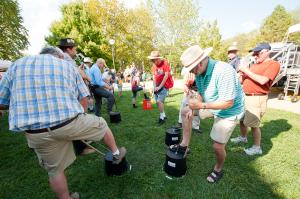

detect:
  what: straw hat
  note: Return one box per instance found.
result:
[228,45,239,52]
[180,45,213,74]
[147,51,163,60]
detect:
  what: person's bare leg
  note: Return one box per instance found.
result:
[240,121,248,137]
[157,101,164,113]
[252,127,261,147]
[49,171,70,199]
[180,107,193,147]
[207,142,226,182]
[213,142,226,172]
[102,129,118,153]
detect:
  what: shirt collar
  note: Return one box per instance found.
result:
[200,58,217,78]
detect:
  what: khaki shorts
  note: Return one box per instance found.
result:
[210,117,238,144]
[25,114,108,176]
[242,95,268,128]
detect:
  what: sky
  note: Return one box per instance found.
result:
[18,0,300,55]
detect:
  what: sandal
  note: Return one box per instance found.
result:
[207,170,223,183]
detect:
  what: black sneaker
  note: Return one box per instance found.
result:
[169,144,188,157]
[174,122,182,129]
[112,147,127,164]
[192,127,203,134]
[158,118,165,124]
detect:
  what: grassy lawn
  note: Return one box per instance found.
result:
[0,89,300,199]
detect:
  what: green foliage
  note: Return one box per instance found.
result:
[0,0,28,60]
[147,0,202,74]
[260,5,293,42]
[45,1,107,63]
[224,30,261,56]
[198,21,227,61]
[46,0,155,71]
[1,90,300,198]
[289,7,300,44]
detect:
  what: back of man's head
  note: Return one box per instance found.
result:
[40,46,64,59]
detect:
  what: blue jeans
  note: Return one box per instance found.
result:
[92,86,115,116]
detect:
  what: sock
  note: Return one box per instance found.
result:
[112,149,120,156]
[253,145,261,149]
[160,113,164,119]
[162,112,166,118]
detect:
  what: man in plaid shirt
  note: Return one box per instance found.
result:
[0,46,127,199]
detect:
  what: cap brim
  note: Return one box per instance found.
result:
[181,47,213,75]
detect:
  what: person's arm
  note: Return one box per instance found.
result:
[189,99,234,110]
[78,68,91,83]
[157,71,169,91]
[80,97,88,112]
[239,66,269,85]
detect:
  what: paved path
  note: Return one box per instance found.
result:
[119,79,300,115]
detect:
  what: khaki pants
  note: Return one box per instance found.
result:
[242,95,268,128]
[26,114,108,176]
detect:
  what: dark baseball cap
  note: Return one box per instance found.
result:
[57,38,77,47]
[249,42,271,53]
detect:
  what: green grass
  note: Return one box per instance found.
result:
[0,89,300,199]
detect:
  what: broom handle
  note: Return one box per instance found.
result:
[81,140,106,156]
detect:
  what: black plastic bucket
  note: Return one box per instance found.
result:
[164,148,187,177]
[104,151,129,176]
[109,112,121,123]
[165,127,182,146]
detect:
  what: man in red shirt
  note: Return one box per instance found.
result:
[231,42,280,155]
[148,51,172,124]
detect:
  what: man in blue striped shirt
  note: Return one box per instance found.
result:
[171,45,244,183]
[0,46,126,199]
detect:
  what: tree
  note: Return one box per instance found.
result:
[45,1,107,64]
[0,0,28,60]
[260,5,292,42]
[46,0,155,70]
[198,21,227,61]
[147,0,202,73]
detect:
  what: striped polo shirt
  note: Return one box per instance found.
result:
[195,58,244,119]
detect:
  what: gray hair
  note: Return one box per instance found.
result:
[40,46,64,58]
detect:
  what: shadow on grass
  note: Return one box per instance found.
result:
[0,90,296,199]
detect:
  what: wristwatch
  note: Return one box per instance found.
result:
[202,103,207,109]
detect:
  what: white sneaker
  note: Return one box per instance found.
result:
[244,146,262,155]
[230,136,248,144]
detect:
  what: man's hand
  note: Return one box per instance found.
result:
[154,86,161,92]
[239,66,249,73]
[184,72,195,85]
[185,108,193,120]
[188,98,202,110]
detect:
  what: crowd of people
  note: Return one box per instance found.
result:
[0,37,280,198]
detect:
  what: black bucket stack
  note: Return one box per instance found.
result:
[104,151,130,176]
[164,127,187,178]
[165,127,181,146]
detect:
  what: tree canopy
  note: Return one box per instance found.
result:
[0,0,28,60]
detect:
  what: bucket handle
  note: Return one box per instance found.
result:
[81,140,106,156]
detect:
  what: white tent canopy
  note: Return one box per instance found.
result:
[287,23,300,35]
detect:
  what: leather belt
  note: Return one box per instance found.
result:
[26,115,79,134]
[245,93,267,96]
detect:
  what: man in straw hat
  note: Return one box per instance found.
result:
[148,50,173,124]
[172,45,244,183]
[230,42,280,156]
[227,43,240,71]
